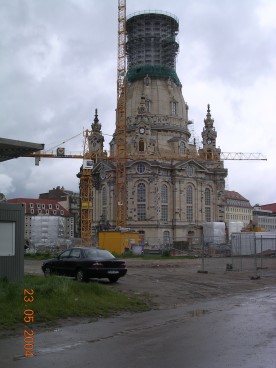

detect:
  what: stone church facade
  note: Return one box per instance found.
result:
[87,11,227,245]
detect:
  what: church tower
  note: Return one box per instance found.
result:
[92,11,227,245]
[88,109,105,155]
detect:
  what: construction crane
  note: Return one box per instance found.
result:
[25,147,267,246]
[79,130,93,246]
[115,0,127,227]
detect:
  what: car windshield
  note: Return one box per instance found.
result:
[84,249,115,260]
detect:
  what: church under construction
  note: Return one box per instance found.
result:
[87,11,227,246]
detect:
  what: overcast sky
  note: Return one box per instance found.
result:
[1,0,275,206]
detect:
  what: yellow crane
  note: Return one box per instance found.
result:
[26,148,267,246]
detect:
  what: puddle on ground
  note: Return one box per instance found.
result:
[189,309,209,317]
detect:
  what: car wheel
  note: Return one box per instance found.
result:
[108,276,119,283]
[76,269,87,282]
[44,267,52,277]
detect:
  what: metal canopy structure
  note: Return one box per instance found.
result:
[0,138,44,162]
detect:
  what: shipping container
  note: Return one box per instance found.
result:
[98,231,141,254]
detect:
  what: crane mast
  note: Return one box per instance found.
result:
[115,0,127,227]
[80,130,93,246]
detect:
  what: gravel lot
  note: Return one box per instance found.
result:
[25,257,276,309]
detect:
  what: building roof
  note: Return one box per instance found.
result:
[6,198,72,217]
[224,190,249,201]
[261,203,276,213]
[224,190,252,208]
[0,137,44,162]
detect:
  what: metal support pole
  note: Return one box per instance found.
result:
[201,240,205,271]
[198,236,208,274]
[260,235,263,269]
[254,235,257,275]
[251,234,260,280]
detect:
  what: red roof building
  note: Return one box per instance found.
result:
[7,198,72,217]
[6,198,74,246]
[261,203,276,213]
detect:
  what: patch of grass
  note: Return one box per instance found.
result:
[0,275,149,330]
[24,251,57,260]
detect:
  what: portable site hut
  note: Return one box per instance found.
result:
[98,230,141,254]
[0,202,24,281]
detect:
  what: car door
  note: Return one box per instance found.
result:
[67,248,82,276]
[53,249,71,275]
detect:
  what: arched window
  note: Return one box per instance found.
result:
[161,184,168,221]
[139,140,145,152]
[102,187,107,206]
[161,184,168,203]
[205,188,211,205]
[186,185,193,222]
[171,101,177,115]
[137,183,146,221]
[145,99,151,113]
[180,142,185,155]
[102,186,107,220]
[205,188,211,222]
[186,186,193,205]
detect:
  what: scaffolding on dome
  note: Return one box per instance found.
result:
[126,11,180,83]
[126,65,181,86]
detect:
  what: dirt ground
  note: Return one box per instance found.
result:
[24,257,276,309]
[0,257,275,340]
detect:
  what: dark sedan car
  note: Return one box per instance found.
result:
[41,247,127,283]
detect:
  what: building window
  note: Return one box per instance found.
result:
[187,206,193,223]
[30,203,34,208]
[163,231,170,246]
[180,142,185,155]
[102,187,107,206]
[37,203,41,208]
[42,204,45,209]
[102,186,107,220]
[137,163,145,174]
[145,99,151,112]
[187,165,194,177]
[49,204,52,209]
[137,183,146,221]
[161,184,168,221]
[161,184,168,203]
[171,101,177,115]
[53,210,56,215]
[161,205,168,221]
[137,183,146,203]
[56,204,59,209]
[139,140,145,152]
[30,209,34,214]
[186,185,193,222]
[137,204,146,221]
[205,188,211,205]
[205,207,211,222]
[186,186,193,205]
[60,210,64,215]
